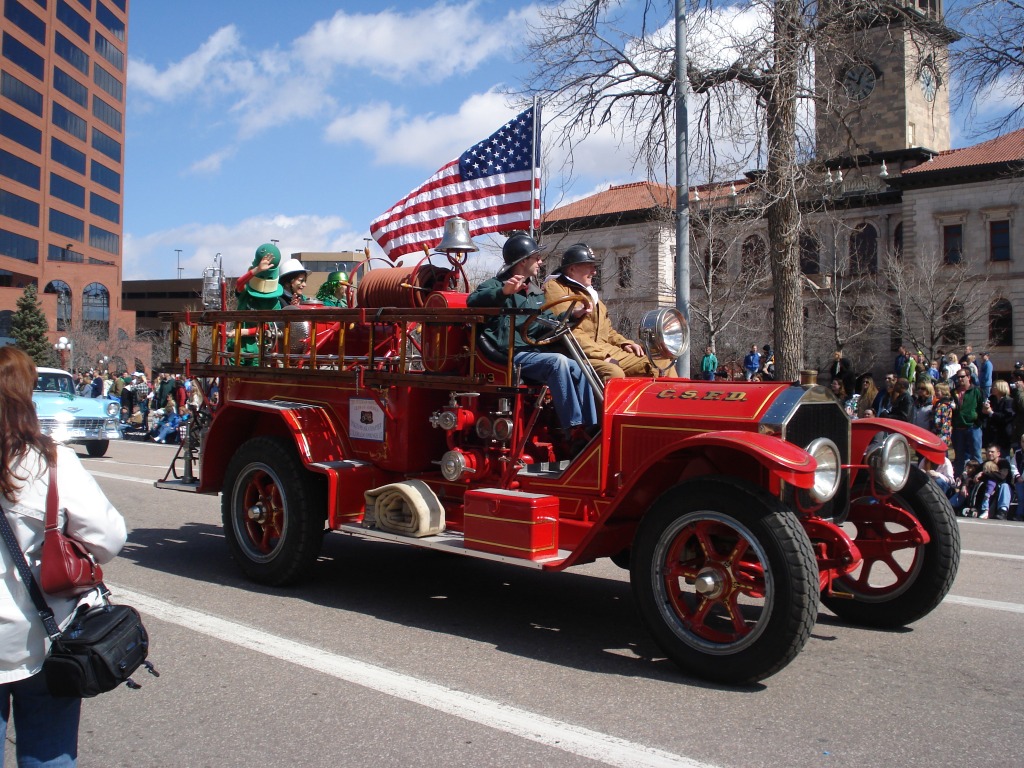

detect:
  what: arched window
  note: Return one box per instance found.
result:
[45,280,73,331]
[893,222,904,260]
[941,300,966,346]
[990,299,1013,347]
[799,233,820,275]
[741,235,766,276]
[82,282,109,338]
[849,223,878,274]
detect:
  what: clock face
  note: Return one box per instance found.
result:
[843,64,876,101]
[920,65,937,102]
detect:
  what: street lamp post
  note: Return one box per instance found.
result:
[54,336,74,372]
[175,249,183,279]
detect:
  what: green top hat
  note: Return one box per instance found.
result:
[246,243,283,298]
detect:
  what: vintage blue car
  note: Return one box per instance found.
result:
[33,367,122,457]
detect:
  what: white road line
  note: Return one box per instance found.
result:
[112,586,717,768]
[943,595,1024,614]
[89,470,163,486]
[962,549,1024,561]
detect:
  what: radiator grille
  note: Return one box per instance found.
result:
[781,400,851,518]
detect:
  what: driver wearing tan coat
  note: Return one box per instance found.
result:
[543,244,655,383]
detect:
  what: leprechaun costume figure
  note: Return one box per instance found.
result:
[228,243,283,364]
[316,270,350,307]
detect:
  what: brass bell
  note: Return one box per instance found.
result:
[435,216,479,253]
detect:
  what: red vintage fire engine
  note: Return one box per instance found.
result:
[158,255,960,685]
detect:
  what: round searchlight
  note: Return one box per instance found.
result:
[638,308,689,361]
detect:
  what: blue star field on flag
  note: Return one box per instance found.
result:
[459,107,536,181]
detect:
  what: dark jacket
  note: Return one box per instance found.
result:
[467,277,555,352]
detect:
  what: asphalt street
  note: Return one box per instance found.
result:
[6,440,1022,768]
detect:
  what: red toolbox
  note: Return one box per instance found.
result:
[463,488,559,561]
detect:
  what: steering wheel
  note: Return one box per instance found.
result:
[519,294,593,347]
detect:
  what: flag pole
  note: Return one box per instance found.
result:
[530,95,540,241]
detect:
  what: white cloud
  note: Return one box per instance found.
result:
[187,146,237,176]
[122,214,366,281]
[129,26,243,101]
[295,2,507,82]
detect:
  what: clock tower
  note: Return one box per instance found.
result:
[815,1,957,161]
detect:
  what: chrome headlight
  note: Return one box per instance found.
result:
[806,437,841,502]
[106,401,120,417]
[870,433,911,492]
[638,308,688,361]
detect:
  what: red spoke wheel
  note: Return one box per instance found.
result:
[632,477,818,684]
[222,436,326,586]
[823,465,960,627]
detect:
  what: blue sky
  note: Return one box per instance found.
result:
[123,1,1008,281]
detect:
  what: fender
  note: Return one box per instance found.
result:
[199,399,349,493]
[619,429,817,490]
[852,417,947,465]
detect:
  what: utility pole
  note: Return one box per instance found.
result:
[675,0,691,378]
[175,249,183,279]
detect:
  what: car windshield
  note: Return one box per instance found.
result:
[35,373,75,394]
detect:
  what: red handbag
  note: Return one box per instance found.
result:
[40,466,104,598]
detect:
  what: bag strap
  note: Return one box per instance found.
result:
[0,492,62,640]
[45,464,59,533]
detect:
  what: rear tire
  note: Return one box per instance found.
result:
[631,477,818,684]
[222,436,326,586]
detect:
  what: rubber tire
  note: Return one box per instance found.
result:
[631,477,819,685]
[85,440,108,458]
[822,465,961,627]
[222,436,326,586]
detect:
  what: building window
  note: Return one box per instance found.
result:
[990,299,1013,346]
[89,159,119,192]
[92,62,122,101]
[4,0,46,45]
[56,0,89,41]
[90,126,120,161]
[90,94,121,132]
[82,282,110,330]
[0,228,38,263]
[95,1,124,42]
[48,208,84,241]
[54,32,88,74]
[990,220,1010,262]
[0,108,42,152]
[45,280,72,331]
[943,224,963,264]
[88,223,118,255]
[800,232,820,274]
[109,0,123,10]
[0,189,40,226]
[0,147,40,188]
[73,0,93,10]
[741,235,766,275]
[47,243,82,263]
[893,222,904,260]
[93,32,122,71]
[941,300,966,346]
[49,173,85,207]
[617,254,632,288]
[51,137,85,174]
[849,223,878,274]
[52,66,87,107]
[2,31,44,79]
[51,102,86,141]
[1,71,43,115]
[89,192,118,224]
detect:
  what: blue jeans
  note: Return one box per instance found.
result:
[513,350,598,429]
[952,427,981,476]
[0,671,80,767]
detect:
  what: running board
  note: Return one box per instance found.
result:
[154,478,203,492]
[334,523,569,569]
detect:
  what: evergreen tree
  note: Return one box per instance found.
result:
[11,284,57,367]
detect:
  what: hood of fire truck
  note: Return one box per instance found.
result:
[603,377,797,423]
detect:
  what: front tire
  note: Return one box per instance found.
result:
[222,436,326,586]
[631,477,818,684]
[822,465,960,627]
[85,440,109,458]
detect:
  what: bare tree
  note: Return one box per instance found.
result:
[952,0,1024,133]
[882,247,991,362]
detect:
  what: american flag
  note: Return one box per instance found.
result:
[370,107,540,260]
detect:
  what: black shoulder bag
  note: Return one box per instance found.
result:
[0,508,157,697]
